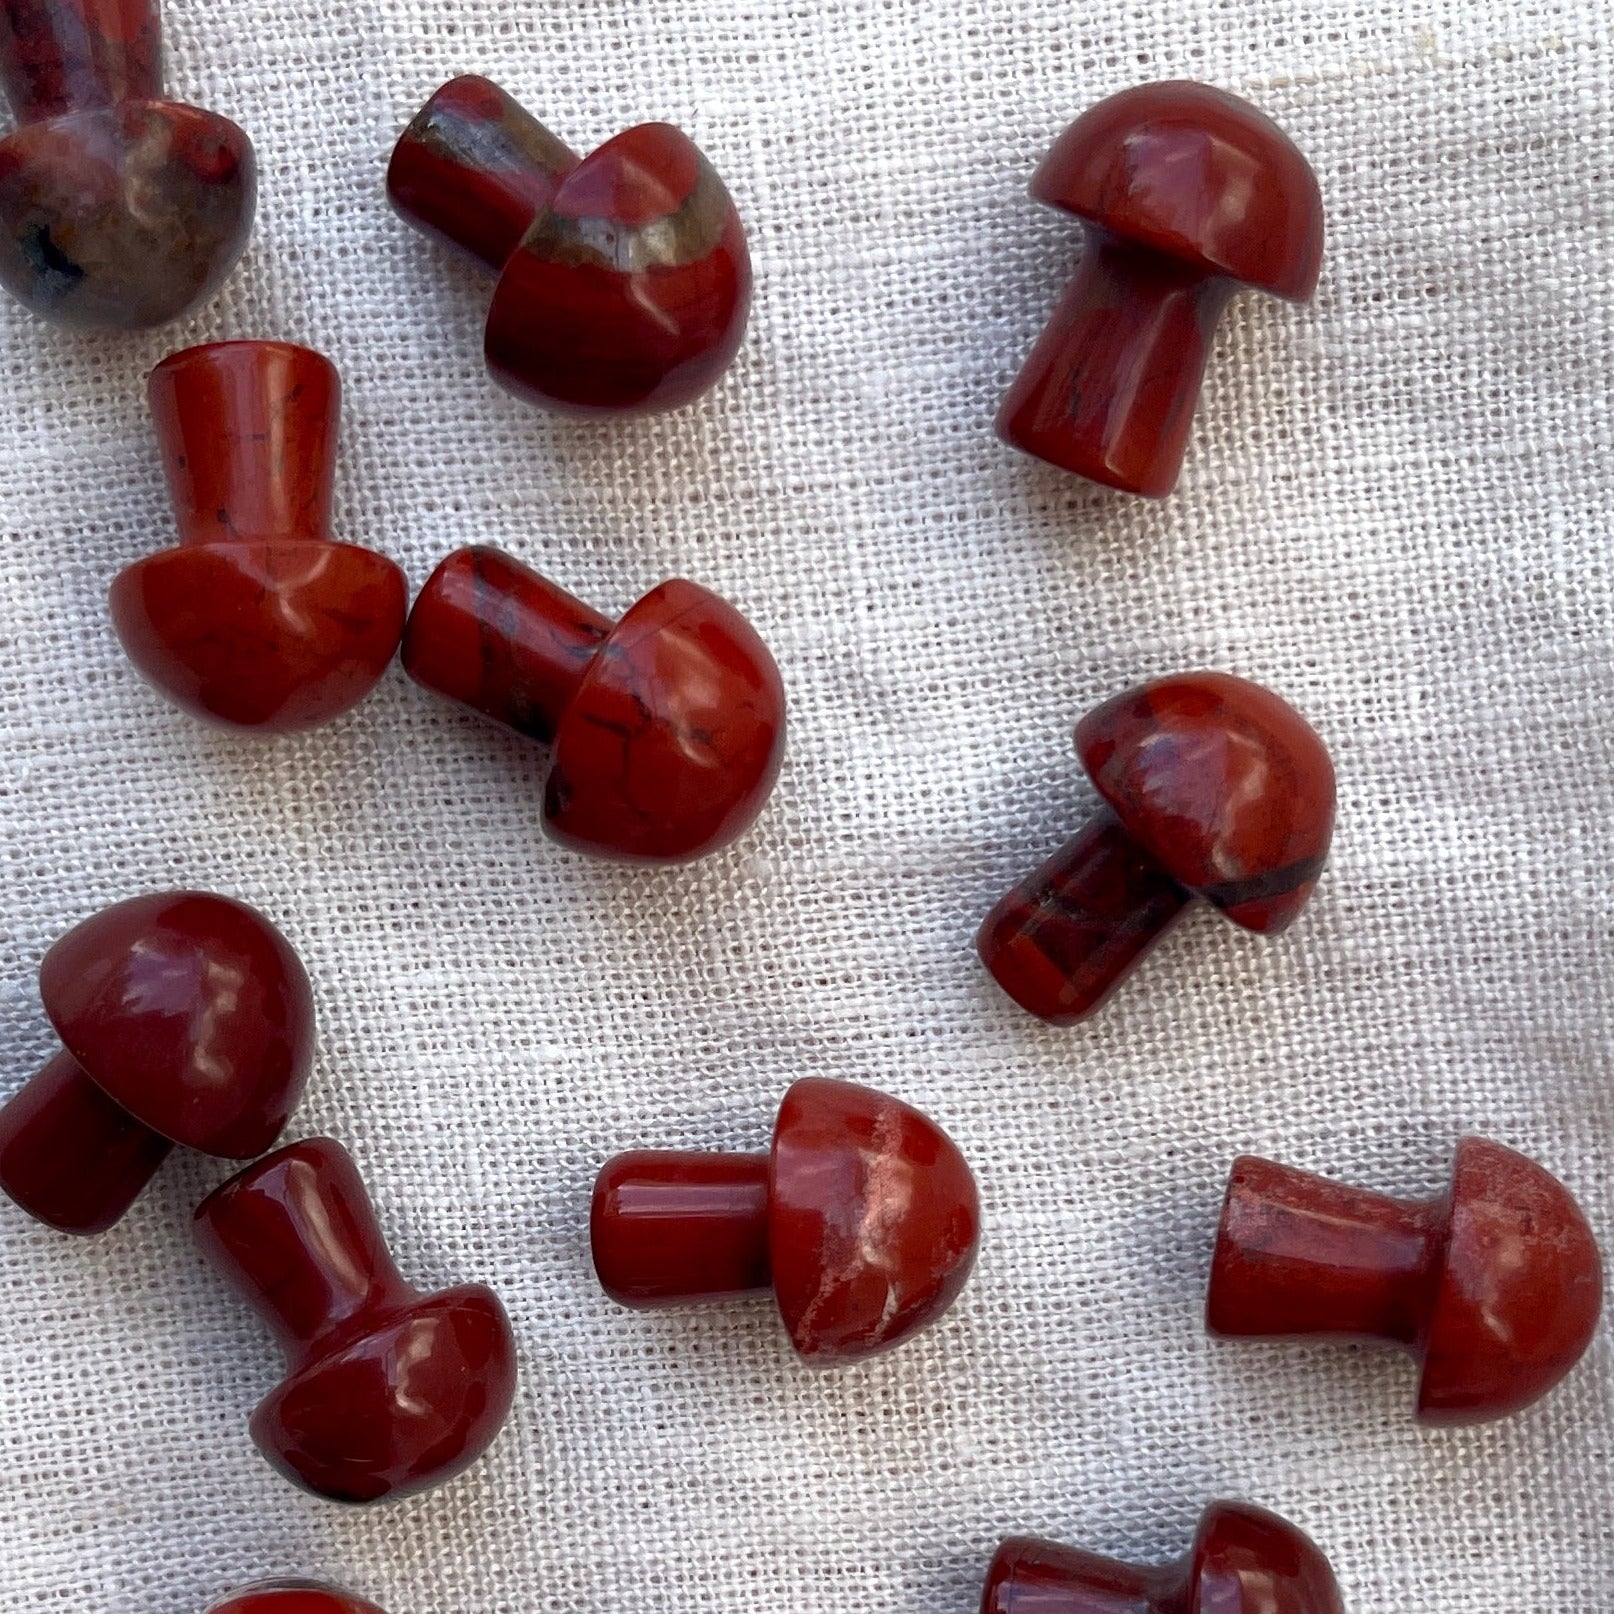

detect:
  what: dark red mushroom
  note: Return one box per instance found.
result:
[110,341,408,733]
[194,1137,518,1504]
[387,74,749,416]
[978,672,1334,1024]
[0,891,313,1234]
[997,81,1324,496]
[402,545,785,864]
[982,1502,1343,1614]
[591,1077,980,1363]
[1208,1138,1604,1424]
[0,0,255,328]
[208,1585,387,1614]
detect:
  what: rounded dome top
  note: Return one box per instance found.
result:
[1032,81,1324,300]
[1076,671,1335,934]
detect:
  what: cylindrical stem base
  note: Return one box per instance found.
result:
[194,1137,413,1367]
[591,1150,772,1307]
[148,341,339,548]
[996,231,1234,496]
[977,809,1192,1024]
[386,74,579,273]
[1208,1155,1441,1346]
[0,1048,172,1233]
[401,545,613,744]
[0,0,161,122]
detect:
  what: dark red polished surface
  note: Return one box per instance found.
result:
[402,545,785,864]
[997,81,1323,495]
[208,1584,387,1614]
[592,1077,980,1362]
[978,672,1333,1023]
[195,1137,517,1503]
[388,75,750,415]
[983,1503,1343,1614]
[0,0,254,327]
[1208,1139,1604,1424]
[110,341,407,732]
[0,891,312,1234]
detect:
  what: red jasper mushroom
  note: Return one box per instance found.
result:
[982,1503,1343,1614]
[0,891,313,1235]
[208,1584,387,1614]
[591,1077,980,1363]
[110,341,408,733]
[387,74,750,415]
[0,0,255,328]
[977,672,1334,1024]
[997,81,1324,496]
[194,1136,517,1503]
[1208,1139,1604,1424]
[402,545,785,864]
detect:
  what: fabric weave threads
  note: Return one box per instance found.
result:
[1,0,1611,1610]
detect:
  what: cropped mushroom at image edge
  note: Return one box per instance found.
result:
[0,0,256,328]
[207,1584,388,1614]
[978,672,1336,1024]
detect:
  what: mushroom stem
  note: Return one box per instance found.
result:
[387,75,579,273]
[1208,1155,1440,1346]
[591,1150,773,1306]
[401,546,613,744]
[149,342,339,549]
[194,1139,415,1369]
[996,232,1235,497]
[0,1048,173,1233]
[0,0,162,122]
[977,809,1193,1025]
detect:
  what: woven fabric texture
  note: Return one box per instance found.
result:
[0,0,1610,1608]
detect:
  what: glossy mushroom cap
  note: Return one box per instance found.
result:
[545,578,785,862]
[983,1503,1343,1614]
[40,890,313,1156]
[1421,1138,1603,1422]
[110,342,408,732]
[194,1138,517,1504]
[769,1078,979,1360]
[208,1584,388,1614]
[1034,81,1324,301]
[0,0,255,329]
[1077,671,1335,933]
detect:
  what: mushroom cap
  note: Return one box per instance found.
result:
[1185,1502,1344,1613]
[767,1077,979,1362]
[1417,1137,1603,1424]
[1076,671,1335,934]
[1031,81,1324,301]
[251,1283,517,1504]
[0,101,255,329]
[545,578,786,863]
[208,1585,388,1614]
[38,892,313,1157]
[484,122,752,415]
[110,539,408,731]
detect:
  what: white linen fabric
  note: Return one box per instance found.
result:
[0,0,1610,1608]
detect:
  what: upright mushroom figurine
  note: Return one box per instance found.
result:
[0,0,256,328]
[208,1586,388,1614]
[978,672,1335,1024]
[997,81,1324,496]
